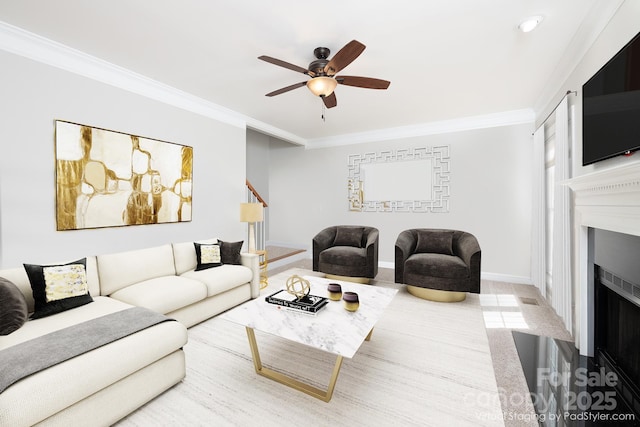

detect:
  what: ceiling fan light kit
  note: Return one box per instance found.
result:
[307,76,337,97]
[258,40,390,109]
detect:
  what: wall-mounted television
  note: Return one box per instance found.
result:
[582,30,640,166]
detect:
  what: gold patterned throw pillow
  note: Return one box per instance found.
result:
[43,264,89,302]
[23,258,94,319]
[201,245,221,265]
[194,242,222,271]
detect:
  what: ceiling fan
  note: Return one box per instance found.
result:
[258,40,390,109]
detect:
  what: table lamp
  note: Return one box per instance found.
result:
[240,202,264,253]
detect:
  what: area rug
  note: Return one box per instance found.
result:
[117,269,504,426]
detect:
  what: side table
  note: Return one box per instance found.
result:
[254,249,268,289]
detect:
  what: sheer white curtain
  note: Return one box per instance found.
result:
[551,97,572,331]
[531,126,546,297]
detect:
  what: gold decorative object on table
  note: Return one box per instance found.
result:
[285,275,310,299]
[255,249,268,289]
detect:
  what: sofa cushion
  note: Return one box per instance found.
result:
[0,277,28,335]
[415,230,454,255]
[194,242,222,271]
[98,244,176,295]
[219,240,243,265]
[181,264,253,297]
[0,299,186,427]
[319,246,367,266]
[173,238,218,275]
[109,276,207,314]
[333,227,364,248]
[0,296,134,350]
[405,253,469,279]
[23,259,93,320]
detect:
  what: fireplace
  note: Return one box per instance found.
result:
[565,160,640,358]
[593,228,640,415]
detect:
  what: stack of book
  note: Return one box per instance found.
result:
[265,290,329,315]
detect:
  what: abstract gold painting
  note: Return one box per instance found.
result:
[55,120,193,230]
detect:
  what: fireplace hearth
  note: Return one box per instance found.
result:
[514,331,639,425]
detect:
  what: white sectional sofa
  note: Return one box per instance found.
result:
[0,238,259,427]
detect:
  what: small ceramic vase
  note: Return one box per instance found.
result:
[327,283,342,301]
[343,291,360,312]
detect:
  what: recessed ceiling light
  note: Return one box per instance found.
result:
[518,16,543,33]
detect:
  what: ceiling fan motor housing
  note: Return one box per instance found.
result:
[309,47,331,76]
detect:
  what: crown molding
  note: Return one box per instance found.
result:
[532,0,625,120]
[305,108,535,149]
[0,21,251,129]
[0,20,535,149]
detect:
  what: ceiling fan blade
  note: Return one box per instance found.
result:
[322,92,337,108]
[324,40,366,76]
[258,56,309,75]
[265,81,307,97]
[336,76,390,89]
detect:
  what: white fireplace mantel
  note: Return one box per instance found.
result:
[565,160,640,356]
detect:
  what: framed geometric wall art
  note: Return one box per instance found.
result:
[347,145,450,213]
[55,120,193,230]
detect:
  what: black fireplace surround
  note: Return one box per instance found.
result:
[594,228,640,417]
[513,228,640,425]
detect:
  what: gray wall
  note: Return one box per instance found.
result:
[268,123,533,280]
[246,129,272,241]
[246,129,270,201]
[0,51,247,268]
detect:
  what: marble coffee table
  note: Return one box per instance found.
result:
[221,273,397,402]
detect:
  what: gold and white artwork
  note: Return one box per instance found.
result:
[55,120,193,230]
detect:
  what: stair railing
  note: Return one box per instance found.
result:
[245,180,267,252]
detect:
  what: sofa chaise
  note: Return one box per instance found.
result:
[0,238,259,427]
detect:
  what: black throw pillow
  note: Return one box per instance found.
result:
[194,242,222,271]
[0,277,28,335]
[219,240,243,265]
[23,258,93,320]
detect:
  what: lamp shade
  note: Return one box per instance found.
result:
[306,76,338,97]
[240,203,263,222]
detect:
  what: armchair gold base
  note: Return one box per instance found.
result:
[325,274,370,284]
[406,285,466,302]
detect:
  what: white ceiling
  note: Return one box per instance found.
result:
[0,0,619,144]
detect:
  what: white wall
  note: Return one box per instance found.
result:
[268,123,533,281]
[537,0,640,177]
[533,0,640,340]
[0,51,247,268]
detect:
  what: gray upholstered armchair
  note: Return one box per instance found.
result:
[395,229,481,302]
[313,226,379,283]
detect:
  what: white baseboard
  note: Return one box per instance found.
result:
[267,251,533,286]
[481,272,533,285]
[267,250,310,271]
[265,240,309,250]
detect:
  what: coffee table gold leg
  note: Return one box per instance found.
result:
[245,326,263,371]
[365,328,374,341]
[245,327,344,402]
